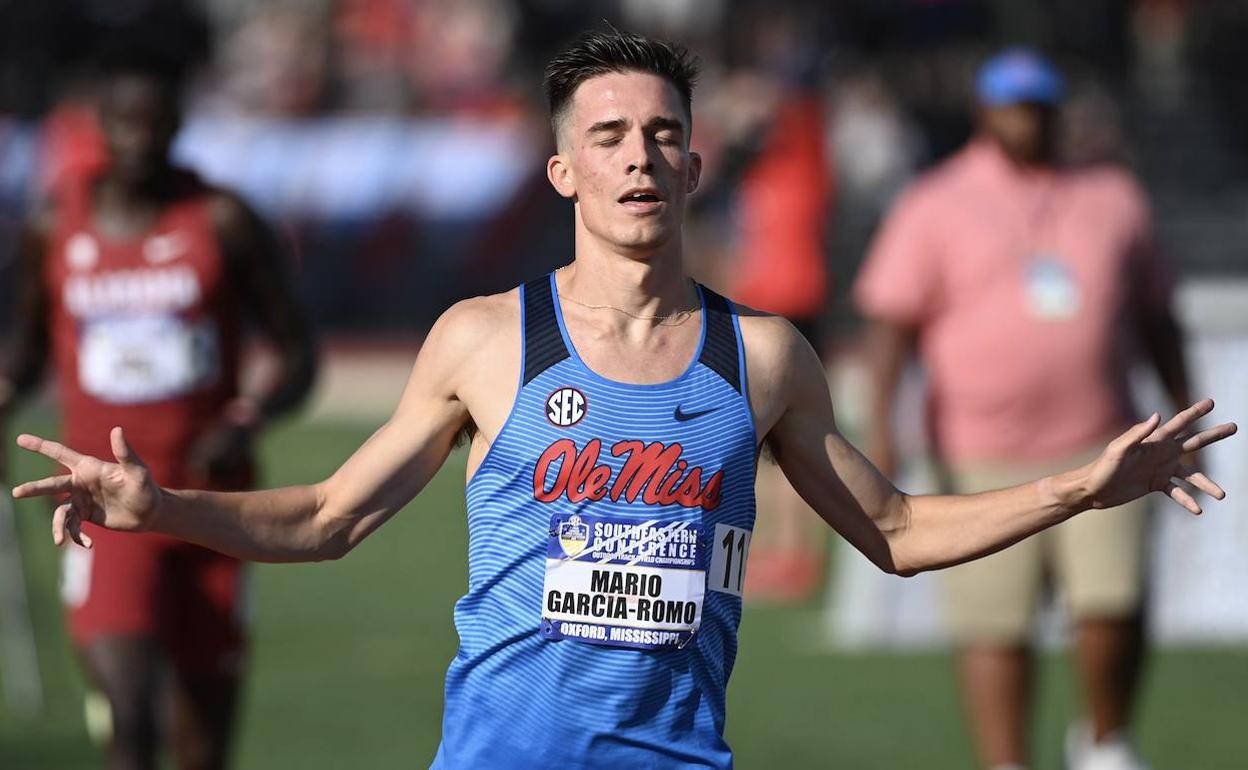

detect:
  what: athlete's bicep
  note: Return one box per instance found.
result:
[314,302,480,550]
[764,328,906,573]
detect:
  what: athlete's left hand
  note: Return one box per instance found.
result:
[12,428,162,547]
[1078,399,1237,514]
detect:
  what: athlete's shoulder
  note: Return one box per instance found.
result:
[732,303,809,362]
[417,288,521,388]
[731,302,822,419]
[432,289,520,347]
[402,288,522,408]
[29,168,92,239]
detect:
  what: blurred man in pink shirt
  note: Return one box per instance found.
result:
[855,49,1192,770]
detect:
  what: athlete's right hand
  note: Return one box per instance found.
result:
[10,427,161,549]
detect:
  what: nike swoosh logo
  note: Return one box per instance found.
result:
[674,405,718,422]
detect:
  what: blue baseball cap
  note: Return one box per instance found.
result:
[975,48,1065,106]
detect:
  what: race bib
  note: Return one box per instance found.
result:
[708,523,751,597]
[78,315,220,404]
[541,513,708,650]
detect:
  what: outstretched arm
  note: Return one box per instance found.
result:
[758,320,1237,576]
[12,301,487,562]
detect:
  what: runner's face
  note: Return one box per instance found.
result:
[549,71,701,257]
[100,74,179,186]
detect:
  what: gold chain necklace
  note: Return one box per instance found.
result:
[556,268,699,326]
[559,292,698,326]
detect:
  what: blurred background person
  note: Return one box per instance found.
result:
[0,42,317,769]
[855,48,1193,770]
[696,6,834,603]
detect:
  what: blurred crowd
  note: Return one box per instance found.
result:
[1,0,1245,335]
[1,1,1235,118]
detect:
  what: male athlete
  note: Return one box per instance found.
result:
[0,49,317,769]
[10,29,1235,769]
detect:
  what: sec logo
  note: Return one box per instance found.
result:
[546,387,586,427]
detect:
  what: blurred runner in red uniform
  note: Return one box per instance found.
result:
[0,46,317,770]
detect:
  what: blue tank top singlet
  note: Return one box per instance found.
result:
[431,273,758,769]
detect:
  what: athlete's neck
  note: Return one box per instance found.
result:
[558,246,694,329]
[92,168,176,239]
[97,164,177,208]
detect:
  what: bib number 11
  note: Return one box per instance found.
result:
[709,523,751,597]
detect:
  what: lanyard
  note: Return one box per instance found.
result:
[1017,171,1061,260]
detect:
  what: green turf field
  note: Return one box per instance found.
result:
[1,412,1244,769]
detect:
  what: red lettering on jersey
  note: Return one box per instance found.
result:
[656,460,688,505]
[533,438,722,510]
[610,440,683,504]
[701,470,724,510]
[674,467,704,507]
[567,439,611,502]
[533,438,576,502]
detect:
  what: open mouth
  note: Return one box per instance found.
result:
[619,189,664,205]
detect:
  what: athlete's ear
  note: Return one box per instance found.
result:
[686,151,702,195]
[547,153,576,200]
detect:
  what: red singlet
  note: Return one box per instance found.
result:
[46,169,249,675]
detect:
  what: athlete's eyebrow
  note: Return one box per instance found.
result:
[644,116,685,134]
[587,118,628,135]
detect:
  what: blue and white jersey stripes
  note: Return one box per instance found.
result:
[431,273,758,769]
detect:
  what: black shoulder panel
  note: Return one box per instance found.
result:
[698,286,742,394]
[522,276,571,384]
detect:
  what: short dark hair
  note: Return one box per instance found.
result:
[543,27,699,138]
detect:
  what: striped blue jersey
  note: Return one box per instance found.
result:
[431,273,758,769]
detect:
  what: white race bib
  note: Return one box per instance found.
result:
[541,513,711,650]
[78,315,220,404]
